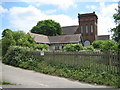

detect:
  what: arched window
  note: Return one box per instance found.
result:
[80,25,83,33]
[84,40,90,46]
[86,25,88,33]
[90,25,93,33]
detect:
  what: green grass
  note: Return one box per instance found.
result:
[0,81,16,85]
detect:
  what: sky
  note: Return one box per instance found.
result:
[0,0,119,38]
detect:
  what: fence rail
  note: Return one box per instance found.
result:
[43,51,120,74]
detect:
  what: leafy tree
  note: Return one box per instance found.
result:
[2,29,13,37]
[30,19,62,36]
[2,30,35,55]
[111,2,120,44]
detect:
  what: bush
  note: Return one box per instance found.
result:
[92,40,118,51]
[92,40,104,49]
[2,46,43,68]
[100,40,118,51]
[33,44,49,51]
[63,44,83,51]
[84,46,94,51]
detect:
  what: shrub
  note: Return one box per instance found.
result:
[33,44,49,51]
[84,46,94,51]
[100,40,118,51]
[92,40,118,51]
[2,46,42,68]
[92,40,104,49]
[63,44,83,51]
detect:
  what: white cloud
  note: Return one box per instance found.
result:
[0,6,8,13]
[97,3,118,35]
[86,5,97,10]
[7,5,77,33]
[85,2,118,36]
[19,0,77,10]
[44,9,57,14]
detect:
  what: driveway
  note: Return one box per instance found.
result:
[1,62,108,88]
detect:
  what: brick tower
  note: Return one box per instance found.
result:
[77,12,98,46]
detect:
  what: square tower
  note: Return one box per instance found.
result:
[77,12,98,46]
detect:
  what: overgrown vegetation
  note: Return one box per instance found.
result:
[2,29,49,56]
[2,46,120,88]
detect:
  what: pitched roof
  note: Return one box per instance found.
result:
[62,25,79,35]
[28,32,50,44]
[28,32,81,44]
[49,34,81,44]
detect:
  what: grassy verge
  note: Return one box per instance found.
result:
[0,81,16,85]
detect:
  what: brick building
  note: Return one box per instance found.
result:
[29,12,110,50]
[62,12,109,46]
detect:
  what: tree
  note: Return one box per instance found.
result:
[111,2,120,43]
[30,19,62,36]
[2,29,13,37]
[2,29,35,55]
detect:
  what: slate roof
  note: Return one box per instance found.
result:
[62,25,79,35]
[28,32,81,44]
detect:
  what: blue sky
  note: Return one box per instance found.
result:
[0,0,119,38]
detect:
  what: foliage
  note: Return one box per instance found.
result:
[83,46,94,51]
[111,2,120,50]
[2,46,43,68]
[2,30,36,55]
[100,40,118,51]
[2,29,13,38]
[3,46,120,88]
[33,44,49,51]
[92,40,118,51]
[30,19,62,36]
[92,40,104,49]
[63,44,83,51]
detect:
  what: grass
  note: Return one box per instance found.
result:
[0,81,16,85]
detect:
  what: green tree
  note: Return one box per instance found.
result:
[2,29,13,37]
[30,19,62,36]
[2,30,35,55]
[111,2,120,43]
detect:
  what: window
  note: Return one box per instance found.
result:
[90,25,93,33]
[80,25,83,33]
[55,46,59,50]
[86,25,88,33]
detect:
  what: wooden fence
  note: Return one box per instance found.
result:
[43,51,120,74]
[31,51,120,74]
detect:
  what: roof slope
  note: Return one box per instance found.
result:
[49,34,81,44]
[28,32,81,44]
[28,32,50,44]
[62,25,79,35]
